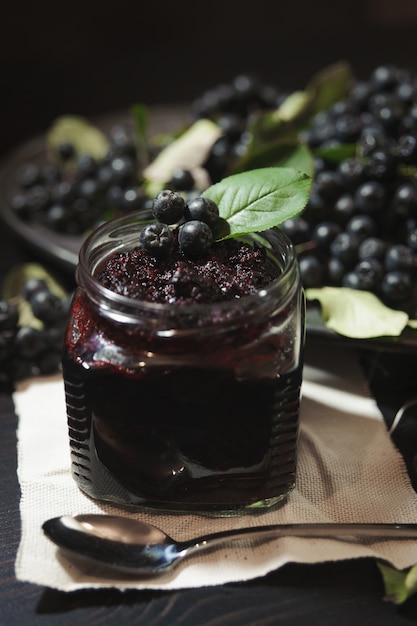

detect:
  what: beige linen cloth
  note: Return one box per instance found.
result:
[14,341,417,591]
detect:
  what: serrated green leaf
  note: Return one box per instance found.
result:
[47,115,110,160]
[378,562,417,605]
[306,287,409,339]
[203,167,312,239]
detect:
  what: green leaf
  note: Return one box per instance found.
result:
[305,60,355,116]
[130,103,149,163]
[143,119,222,192]
[47,115,110,160]
[378,562,417,605]
[203,167,312,239]
[306,287,410,339]
[244,61,354,149]
[232,140,315,177]
[314,143,357,163]
[275,91,312,122]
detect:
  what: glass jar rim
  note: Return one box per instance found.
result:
[76,211,300,325]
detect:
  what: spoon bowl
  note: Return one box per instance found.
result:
[42,514,417,577]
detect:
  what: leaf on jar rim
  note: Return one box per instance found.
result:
[305,287,410,339]
[203,166,312,239]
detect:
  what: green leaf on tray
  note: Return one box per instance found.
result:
[305,287,410,339]
[378,562,417,605]
[304,60,355,117]
[203,167,312,239]
[314,143,357,163]
[130,102,149,163]
[47,115,110,160]
[241,62,354,156]
[231,140,315,177]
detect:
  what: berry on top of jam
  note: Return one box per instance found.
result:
[95,234,280,305]
[94,190,281,305]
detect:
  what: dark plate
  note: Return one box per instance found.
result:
[1,108,416,353]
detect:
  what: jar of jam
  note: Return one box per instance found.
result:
[63,211,305,514]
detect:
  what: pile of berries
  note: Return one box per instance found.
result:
[10,126,147,235]
[192,74,285,183]
[283,64,417,311]
[140,190,221,258]
[6,65,417,317]
[9,74,281,235]
[0,278,70,391]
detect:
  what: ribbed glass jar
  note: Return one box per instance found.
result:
[62,212,305,514]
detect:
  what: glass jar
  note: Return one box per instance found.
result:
[63,212,305,514]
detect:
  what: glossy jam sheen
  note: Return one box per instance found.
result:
[62,218,304,513]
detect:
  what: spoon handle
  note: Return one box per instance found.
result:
[185,523,417,551]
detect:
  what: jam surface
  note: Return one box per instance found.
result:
[95,236,280,304]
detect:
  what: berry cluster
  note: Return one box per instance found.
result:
[11,127,147,235]
[283,65,417,310]
[140,190,220,258]
[0,278,70,391]
[192,74,285,183]
[9,74,281,233]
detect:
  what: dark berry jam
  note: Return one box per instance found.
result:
[63,215,305,513]
[94,235,278,305]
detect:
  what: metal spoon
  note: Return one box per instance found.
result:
[42,514,417,577]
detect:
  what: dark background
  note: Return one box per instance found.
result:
[2,0,417,160]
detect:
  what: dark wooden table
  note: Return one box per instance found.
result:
[1,220,417,626]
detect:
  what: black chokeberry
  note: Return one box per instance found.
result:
[358,237,387,261]
[330,232,360,266]
[299,255,324,288]
[186,197,219,228]
[13,326,43,359]
[30,290,66,323]
[314,170,344,202]
[57,142,75,161]
[178,220,213,257]
[346,214,377,241]
[354,181,386,214]
[168,169,195,191]
[333,193,356,226]
[381,271,413,303]
[281,217,310,245]
[0,301,19,331]
[385,244,415,273]
[139,222,174,257]
[397,134,417,164]
[152,190,187,224]
[353,259,384,290]
[311,221,342,249]
[392,183,417,218]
